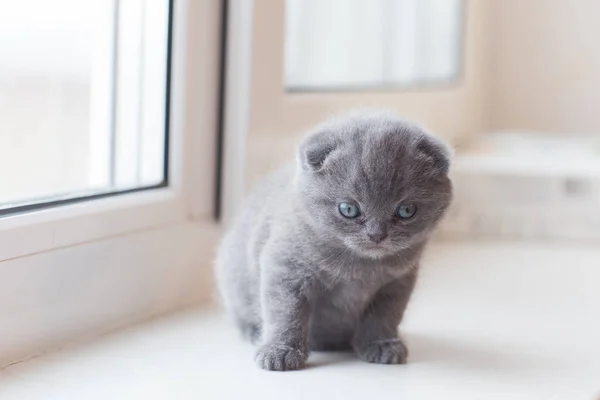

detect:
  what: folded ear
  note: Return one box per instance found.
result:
[298,132,337,172]
[416,135,452,175]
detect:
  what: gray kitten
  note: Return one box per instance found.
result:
[215,110,452,371]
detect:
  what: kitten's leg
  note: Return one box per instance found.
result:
[216,228,263,344]
[352,270,417,365]
[255,263,314,371]
[238,320,262,345]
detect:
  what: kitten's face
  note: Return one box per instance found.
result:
[296,114,452,259]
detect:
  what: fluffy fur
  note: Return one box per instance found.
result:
[215,110,453,371]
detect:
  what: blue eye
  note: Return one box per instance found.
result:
[396,203,417,219]
[338,202,360,218]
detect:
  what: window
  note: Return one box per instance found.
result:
[0,0,172,215]
[284,0,463,91]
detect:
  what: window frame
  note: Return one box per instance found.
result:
[0,0,173,219]
[0,0,221,263]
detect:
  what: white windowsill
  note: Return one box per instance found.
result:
[0,188,187,262]
[1,241,599,399]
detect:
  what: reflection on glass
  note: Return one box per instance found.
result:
[284,0,463,90]
[0,0,170,210]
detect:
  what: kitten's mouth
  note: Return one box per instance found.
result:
[343,238,400,259]
[363,241,384,248]
[362,243,385,251]
[346,239,412,259]
[349,242,391,259]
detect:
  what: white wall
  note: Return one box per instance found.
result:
[488,0,600,135]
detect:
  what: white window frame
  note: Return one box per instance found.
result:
[0,0,220,263]
[220,0,254,226]
[0,0,225,366]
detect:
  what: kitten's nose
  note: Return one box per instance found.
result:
[367,232,388,244]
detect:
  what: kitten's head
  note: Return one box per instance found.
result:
[295,110,453,259]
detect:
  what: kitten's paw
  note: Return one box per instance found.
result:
[241,323,261,345]
[355,338,408,365]
[255,343,307,371]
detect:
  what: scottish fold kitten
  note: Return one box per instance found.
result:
[216,110,452,371]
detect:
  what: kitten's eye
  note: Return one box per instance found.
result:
[396,203,417,219]
[338,202,361,218]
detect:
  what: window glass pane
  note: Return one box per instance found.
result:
[0,0,171,211]
[284,0,463,90]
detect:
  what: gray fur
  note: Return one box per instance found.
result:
[215,110,453,371]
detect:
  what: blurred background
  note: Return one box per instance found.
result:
[2,0,599,243]
[244,0,600,243]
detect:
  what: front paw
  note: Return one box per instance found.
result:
[255,343,307,371]
[355,338,408,364]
